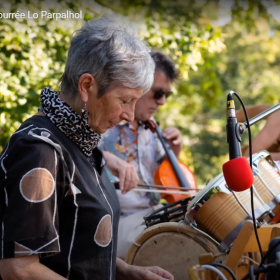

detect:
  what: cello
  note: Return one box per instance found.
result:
[143,119,197,203]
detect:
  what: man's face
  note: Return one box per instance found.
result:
[134,70,172,121]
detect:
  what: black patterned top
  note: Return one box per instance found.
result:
[0,93,120,279]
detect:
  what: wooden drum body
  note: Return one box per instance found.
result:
[251,150,280,221]
[186,164,272,251]
[125,151,280,280]
[125,222,220,280]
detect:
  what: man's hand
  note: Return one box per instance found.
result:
[103,151,139,194]
[116,258,174,280]
[162,127,182,158]
[242,109,280,160]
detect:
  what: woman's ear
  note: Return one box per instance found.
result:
[78,73,98,103]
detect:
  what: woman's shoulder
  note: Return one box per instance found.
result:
[10,116,53,141]
[0,116,61,174]
[4,115,59,154]
[19,114,54,131]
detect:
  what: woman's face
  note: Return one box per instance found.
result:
[87,86,143,134]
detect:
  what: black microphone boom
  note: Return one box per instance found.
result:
[226,91,242,160]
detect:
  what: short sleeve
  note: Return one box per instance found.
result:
[0,130,65,259]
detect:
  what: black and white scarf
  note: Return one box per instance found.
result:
[40,87,101,157]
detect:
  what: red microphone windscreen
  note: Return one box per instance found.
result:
[222,157,254,192]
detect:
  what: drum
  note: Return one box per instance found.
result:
[125,222,220,280]
[186,166,272,251]
[126,199,260,280]
[251,150,280,219]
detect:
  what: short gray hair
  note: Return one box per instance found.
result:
[60,14,155,98]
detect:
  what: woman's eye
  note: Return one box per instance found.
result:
[123,100,131,105]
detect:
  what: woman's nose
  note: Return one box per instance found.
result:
[121,107,134,123]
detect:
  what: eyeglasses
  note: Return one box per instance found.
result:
[153,89,173,100]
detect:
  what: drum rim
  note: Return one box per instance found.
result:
[252,150,270,163]
[187,173,229,211]
[125,221,221,264]
[187,150,271,212]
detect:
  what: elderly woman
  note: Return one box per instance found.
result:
[0,16,173,280]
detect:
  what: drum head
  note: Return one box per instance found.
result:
[187,172,229,211]
[126,222,220,280]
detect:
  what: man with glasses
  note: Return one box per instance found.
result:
[99,50,182,259]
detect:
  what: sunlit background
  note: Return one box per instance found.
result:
[1,0,280,186]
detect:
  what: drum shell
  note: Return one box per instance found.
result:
[186,152,276,250]
[251,152,280,221]
[126,222,220,280]
[193,191,249,245]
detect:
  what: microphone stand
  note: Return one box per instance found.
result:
[239,103,280,134]
[224,93,280,269]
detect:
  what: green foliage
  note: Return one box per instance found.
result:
[1,0,280,186]
[0,0,109,149]
[181,1,280,184]
[0,0,223,159]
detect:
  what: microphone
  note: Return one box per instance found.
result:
[226,91,242,160]
[223,157,254,192]
[222,91,254,192]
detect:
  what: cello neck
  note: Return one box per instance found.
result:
[154,125,192,189]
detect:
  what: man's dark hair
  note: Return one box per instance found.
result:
[151,50,179,82]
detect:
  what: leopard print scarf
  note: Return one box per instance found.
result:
[39,87,101,157]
